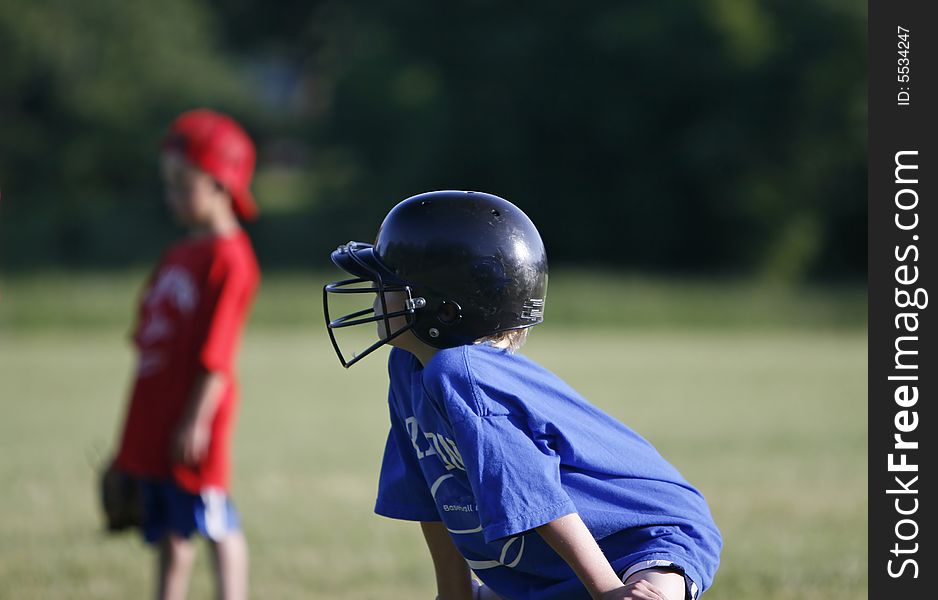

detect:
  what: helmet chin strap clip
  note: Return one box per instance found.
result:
[406,297,427,310]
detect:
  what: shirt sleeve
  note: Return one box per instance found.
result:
[374,388,441,522]
[198,251,255,373]
[130,260,164,344]
[452,412,577,543]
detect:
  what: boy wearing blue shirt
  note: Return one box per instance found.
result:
[323,191,721,600]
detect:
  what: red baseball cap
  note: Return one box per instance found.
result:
[163,109,259,221]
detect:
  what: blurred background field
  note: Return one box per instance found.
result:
[0,273,865,599]
[0,270,866,333]
[0,0,866,598]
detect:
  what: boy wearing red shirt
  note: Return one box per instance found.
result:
[113,109,260,600]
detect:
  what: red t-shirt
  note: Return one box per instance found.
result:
[116,230,259,493]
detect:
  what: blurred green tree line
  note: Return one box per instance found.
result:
[0,0,866,281]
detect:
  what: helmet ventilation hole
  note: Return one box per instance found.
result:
[436,301,462,324]
[429,328,440,338]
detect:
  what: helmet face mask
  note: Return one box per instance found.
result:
[323,191,548,368]
[323,242,426,368]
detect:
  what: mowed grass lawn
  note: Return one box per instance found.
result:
[0,272,866,599]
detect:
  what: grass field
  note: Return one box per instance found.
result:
[0,272,867,599]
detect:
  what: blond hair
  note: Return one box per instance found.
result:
[476,328,530,353]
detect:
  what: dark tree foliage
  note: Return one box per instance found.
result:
[0,0,866,280]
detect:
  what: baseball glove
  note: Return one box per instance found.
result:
[99,461,143,533]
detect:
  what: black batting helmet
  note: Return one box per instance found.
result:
[323,190,548,367]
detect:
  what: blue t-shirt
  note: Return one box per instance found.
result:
[376,345,721,599]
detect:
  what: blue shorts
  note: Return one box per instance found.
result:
[619,560,699,600]
[140,480,241,544]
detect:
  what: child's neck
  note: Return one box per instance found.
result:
[410,345,439,368]
[392,332,439,368]
[189,212,240,238]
